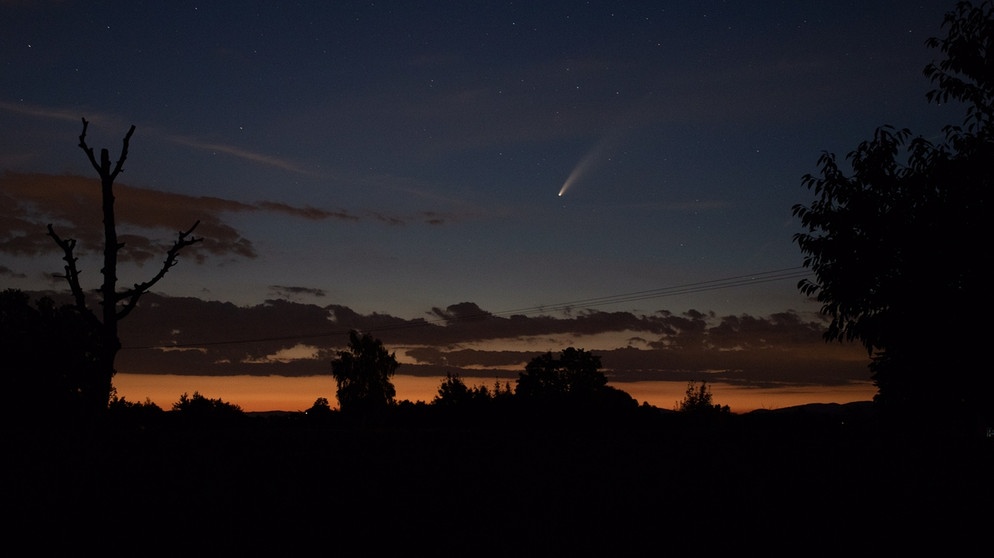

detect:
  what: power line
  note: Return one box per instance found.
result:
[124,266,811,350]
[485,267,810,317]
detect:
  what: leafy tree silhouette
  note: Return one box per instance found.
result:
[1,288,101,421]
[429,373,514,425]
[434,373,510,407]
[792,1,993,431]
[108,393,165,426]
[306,396,334,416]
[516,347,607,400]
[676,381,730,415]
[434,373,475,406]
[171,391,244,425]
[330,330,399,417]
[302,396,338,425]
[45,119,202,417]
[514,347,638,424]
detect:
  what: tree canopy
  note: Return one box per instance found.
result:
[513,348,639,422]
[330,330,399,416]
[792,1,993,428]
[515,347,608,400]
[0,289,102,420]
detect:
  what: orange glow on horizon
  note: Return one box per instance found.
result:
[112,373,876,414]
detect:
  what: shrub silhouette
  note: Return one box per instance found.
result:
[171,391,244,424]
[108,393,166,426]
[676,381,730,415]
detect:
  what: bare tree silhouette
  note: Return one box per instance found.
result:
[46,118,202,415]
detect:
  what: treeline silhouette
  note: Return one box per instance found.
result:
[8,364,990,555]
[99,343,725,430]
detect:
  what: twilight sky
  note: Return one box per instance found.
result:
[0,1,967,406]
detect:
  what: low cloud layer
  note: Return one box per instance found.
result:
[15,291,873,388]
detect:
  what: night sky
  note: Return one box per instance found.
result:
[0,1,967,409]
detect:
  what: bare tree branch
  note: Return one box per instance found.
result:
[77,118,98,173]
[46,224,99,326]
[78,117,136,180]
[117,220,203,320]
[71,119,203,323]
[111,123,136,180]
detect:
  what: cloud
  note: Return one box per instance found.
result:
[431,302,493,323]
[163,134,316,176]
[269,285,327,299]
[0,172,257,262]
[36,291,870,389]
[421,211,447,225]
[0,171,442,265]
[255,201,358,221]
[0,265,26,278]
[243,343,325,364]
[0,100,86,123]
[369,212,405,226]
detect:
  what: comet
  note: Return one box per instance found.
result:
[557,133,616,197]
[557,149,597,197]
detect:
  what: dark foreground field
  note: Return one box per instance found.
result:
[6,402,992,556]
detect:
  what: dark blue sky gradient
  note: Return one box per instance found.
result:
[1,1,963,319]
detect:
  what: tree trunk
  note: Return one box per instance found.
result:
[47,118,201,416]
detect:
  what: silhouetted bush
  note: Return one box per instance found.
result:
[677,381,730,415]
[170,391,245,425]
[108,393,166,426]
[305,396,333,417]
